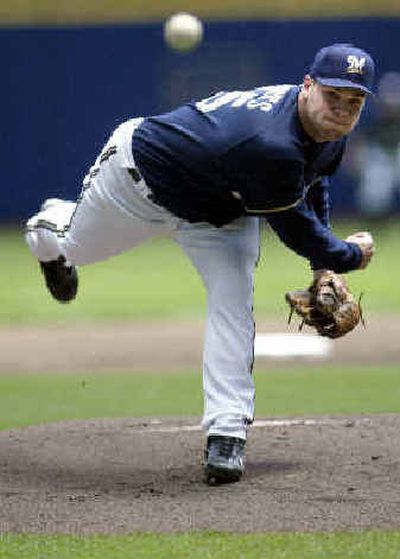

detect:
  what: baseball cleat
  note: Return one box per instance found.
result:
[40,255,78,303]
[204,435,246,485]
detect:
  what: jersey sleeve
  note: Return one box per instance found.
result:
[305,176,330,228]
[266,200,362,273]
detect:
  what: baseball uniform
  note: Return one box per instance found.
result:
[26,84,364,441]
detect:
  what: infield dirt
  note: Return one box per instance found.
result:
[0,314,399,373]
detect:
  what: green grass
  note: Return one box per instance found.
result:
[1,531,400,559]
[0,230,206,324]
[1,219,400,323]
[0,365,399,431]
[0,372,203,430]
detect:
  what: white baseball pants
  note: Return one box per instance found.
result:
[25,118,261,440]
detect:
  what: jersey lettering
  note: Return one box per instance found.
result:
[196,85,292,114]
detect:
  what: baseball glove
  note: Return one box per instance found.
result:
[285,270,363,339]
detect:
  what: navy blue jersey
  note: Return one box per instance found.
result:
[132,85,362,272]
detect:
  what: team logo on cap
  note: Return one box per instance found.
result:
[347,55,366,74]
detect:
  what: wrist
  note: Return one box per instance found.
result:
[312,268,331,281]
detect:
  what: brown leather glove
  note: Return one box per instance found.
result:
[285,270,362,339]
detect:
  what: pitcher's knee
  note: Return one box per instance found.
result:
[207,268,254,304]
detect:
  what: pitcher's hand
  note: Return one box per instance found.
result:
[346,231,375,269]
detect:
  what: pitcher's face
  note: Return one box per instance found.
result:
[299,76,366,142]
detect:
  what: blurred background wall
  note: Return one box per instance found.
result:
[2,1,400,223]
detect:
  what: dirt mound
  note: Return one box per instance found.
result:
[1,414,400,533]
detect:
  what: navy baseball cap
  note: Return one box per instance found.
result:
[309,43,375,95]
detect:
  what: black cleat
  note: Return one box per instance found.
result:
[39,255,78,303]
[204,435,246,485]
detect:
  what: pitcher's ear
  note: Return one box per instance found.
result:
[303,74,314,89]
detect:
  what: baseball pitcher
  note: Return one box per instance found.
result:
[25,43,376,485]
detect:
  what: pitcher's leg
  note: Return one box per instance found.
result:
[25,199,77,263]
[25,119,174,301]
[174,217,260,441]
[25,120,173,268]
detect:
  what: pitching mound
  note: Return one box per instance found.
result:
[1,414,400,533]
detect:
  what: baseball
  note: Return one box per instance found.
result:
[164,13,203,52]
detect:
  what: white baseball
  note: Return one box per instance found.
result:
[164,13,204,52]
[345,231,375,269]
